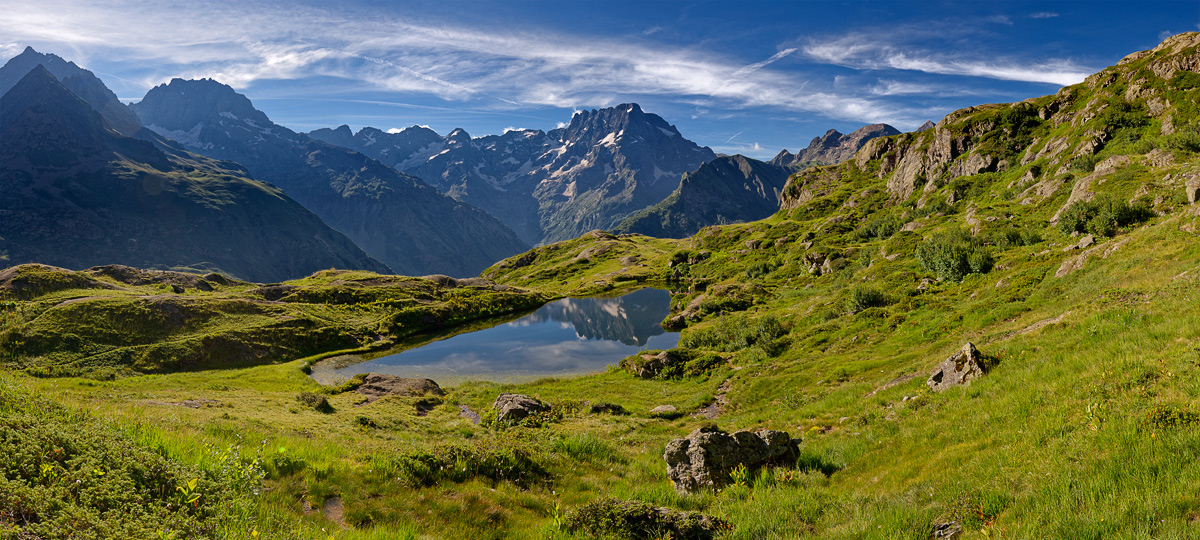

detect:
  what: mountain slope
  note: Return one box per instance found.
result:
[309,104,716,244]
[770,123,900,169]
[131,79,528,277]
[0,66,390,282]
[612,155,792,238]
[0,47,141,136]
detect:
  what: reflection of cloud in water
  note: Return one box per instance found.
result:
[336,288,680,383]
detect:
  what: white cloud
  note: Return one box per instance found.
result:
[732,48,797,78]
[502,126,527,133]
[0,0,969,126]
[1029,12,1059,19]
[803,33,1092,86]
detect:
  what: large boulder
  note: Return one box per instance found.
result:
[664,427,800,494]
[493,393,550,422]
[355,374,445,404]
[926,343,990,392]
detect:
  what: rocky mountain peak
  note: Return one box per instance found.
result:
[773,123,900,168]
[0,47,141,136]
[133,78,271,132]
[914,120,936,133]
[0,65,111,159]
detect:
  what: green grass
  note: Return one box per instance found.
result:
[7,33,1200,539]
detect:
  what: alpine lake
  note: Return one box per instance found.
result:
[310,288,679,386]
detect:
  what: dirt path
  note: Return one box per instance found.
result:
[692,379,732,419]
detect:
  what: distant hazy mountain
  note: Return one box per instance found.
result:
[612,155,792,238]
[309,103,716,244]
[131,79,529,277]
[0,66,389,282]
[0,47,141,137]
[770,123,900,169]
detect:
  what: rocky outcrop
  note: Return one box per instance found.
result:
[355,374,445,404]
[771,123,901,168]
[613,155,791,239]
[664,427,800,494]
[493,393,550,422]
[927,343,990,392]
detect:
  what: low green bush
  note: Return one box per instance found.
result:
[1057,196,1153,237]
[296,392,334,413]
[680,314,790,357]
[915,229,994,282]
[386,443,550,489]
[844,286,892,314]
[564,497,729,540]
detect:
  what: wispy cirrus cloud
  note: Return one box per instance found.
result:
[0,0,933,126]
[803,32,1092,86]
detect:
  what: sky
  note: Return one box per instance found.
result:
[1,1,1197,159]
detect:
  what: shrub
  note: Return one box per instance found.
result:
[387,443,550,489]
[855,215,900,241]
[915,229,994,282]
[296,392,334,413]
[745,260,775,279]
[679,314,790,357]
[1145,404,1200,429]
[844,286,892,314]
[1057,196,1154,237]
[981,226,1042,250]
[564,498,729,540]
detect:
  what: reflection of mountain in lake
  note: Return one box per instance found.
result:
[518,288,670,345]
[330,287,679,385]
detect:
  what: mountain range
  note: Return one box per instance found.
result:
[130,79,529,277]
[309,104,717,244]
[0,66,388,282]
[769,123,902,169]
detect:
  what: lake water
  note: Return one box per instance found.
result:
[330,287,680,384]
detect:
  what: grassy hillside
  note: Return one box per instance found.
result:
[5,32,1200,540]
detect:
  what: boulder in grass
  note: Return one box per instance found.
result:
[355,373,445,404]
[664,427,800,494]
[926,342,990,392]
[493,393,550,422]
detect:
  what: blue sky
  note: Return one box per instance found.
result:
[2,1,1197,159]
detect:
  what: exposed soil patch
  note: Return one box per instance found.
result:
[458,404,481,424]
[692,379,732,419]
[866,373,919,397]
[322,496,346,529]
[143,398,221,409]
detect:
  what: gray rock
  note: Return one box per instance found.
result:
[356,374,445,404]
[493,393,550,422]
[1186,177,1200,205]
[650,405,678,415]
[664,427,800,494]
[932,521,963,539]
[927,343,989,392]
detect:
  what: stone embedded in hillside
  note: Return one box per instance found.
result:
[664,427,801,494]
[356,373,445,404]
[624,351,674,378]
[650,405,678,415]
[1147,149,1175,168]
[493,393,550,422]
[1186,176,1200,204]
[927,342,990,392]
[932,520,963,539]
